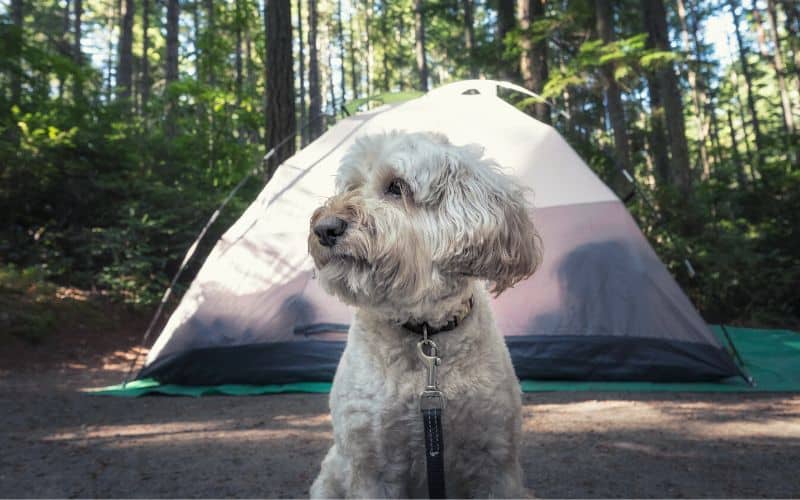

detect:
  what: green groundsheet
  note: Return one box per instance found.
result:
[89,326,800,397]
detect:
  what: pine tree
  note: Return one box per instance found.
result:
[308,0,323,139]
[265,0,297,175]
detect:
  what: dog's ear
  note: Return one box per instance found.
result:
[473,186,542,295]
[440,148,542,295]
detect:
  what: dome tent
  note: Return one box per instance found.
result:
[137,80,742,387]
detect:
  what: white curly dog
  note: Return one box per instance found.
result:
[308,131,541,498]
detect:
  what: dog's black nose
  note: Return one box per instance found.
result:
[314,216,348,247]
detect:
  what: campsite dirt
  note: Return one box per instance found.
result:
[2,320,800,498]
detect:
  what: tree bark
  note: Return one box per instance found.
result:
[11,0,23,107]
[729,63,756,181]
[708,94,724,168]
[308,0,323,140]
[463,0,477,78]
[204,0,216,86]
[751,6,769,57]
[496,0,518,79]
[58,0,70,100]
[105,1,115,102]
[337,0,347,101]
[363,0,373,97]
[642,0,692,195]
[327,28,337,111]
[676,0,709,178]
[595,0,630,171]
[414,0,428,91]
[779,0,800,91]
[193,1,201,81]
[380,4,391,91]
[518,0,549,123]
[246,17,254,91]
[726,108,748,188]
[296,0,307,144]
[141,0,150,111]
[73,0,83,102]
[166,0,179,84]
[266,0,297,175]
[348,12,359,99]
[165,0,179,136]
[116,0,134,101]
[235,0,243,107]
[729,0,766,157]
[766,0,795,137]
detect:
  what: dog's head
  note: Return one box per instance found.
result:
[308,131,541,318]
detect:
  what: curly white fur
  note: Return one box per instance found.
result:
[308,131,541,498]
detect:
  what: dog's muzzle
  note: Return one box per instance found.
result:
[313,216,348,247]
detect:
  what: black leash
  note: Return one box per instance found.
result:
[422,405,446,498]
[417,325,447,498]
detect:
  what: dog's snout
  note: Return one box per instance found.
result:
[314,216,348,247]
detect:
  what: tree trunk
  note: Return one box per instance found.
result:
[676,0,709,178]
[73,0,83,102]
[519,0,548,122]
[193,1,201,81]
[348,12,359,99]
[381,5,390,91]
[327,32,337,113]
[779,0,800,92]
[297,0,307,145]
[595,0,630,171]
[166,0,179,84]
[729,0,766,157]
[766,0,795,137]
[105,1,115,102]
[708,96,724,168]
[364,0,373,97]
[11,0,23,107]
[337,0,347,102]
[246,18,254,91]
[642,0,692,195]
[266,0,297,176]
[463,0,477,78]
[645,76,670,186]
[729,64,756,181]
[726,108,748,188]
[496,0,518,80]
[116,0,134,101]
[308,0,323,140]
[204,0,216,86]
[58,0,70,100]
[235,0,243,107]
[751,6,769,57]
[414,0,428,91]
[141,0,150,111]
[165,0,179,136]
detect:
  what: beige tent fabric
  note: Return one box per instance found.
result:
[145,81,717,369]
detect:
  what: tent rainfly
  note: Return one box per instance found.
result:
[138,80,742,386]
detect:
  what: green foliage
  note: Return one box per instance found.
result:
[0,0,797,332]
[0,1,263,306]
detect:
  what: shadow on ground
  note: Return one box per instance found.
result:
[1,374,799,498]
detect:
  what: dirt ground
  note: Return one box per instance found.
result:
[1,318,799,498]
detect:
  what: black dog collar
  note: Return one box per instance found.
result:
[402,296,474,335]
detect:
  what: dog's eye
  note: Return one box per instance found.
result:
[385,179,405,198]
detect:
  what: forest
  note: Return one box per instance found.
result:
[0,0,798,338]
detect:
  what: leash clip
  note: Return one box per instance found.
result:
[418,327,445,410]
